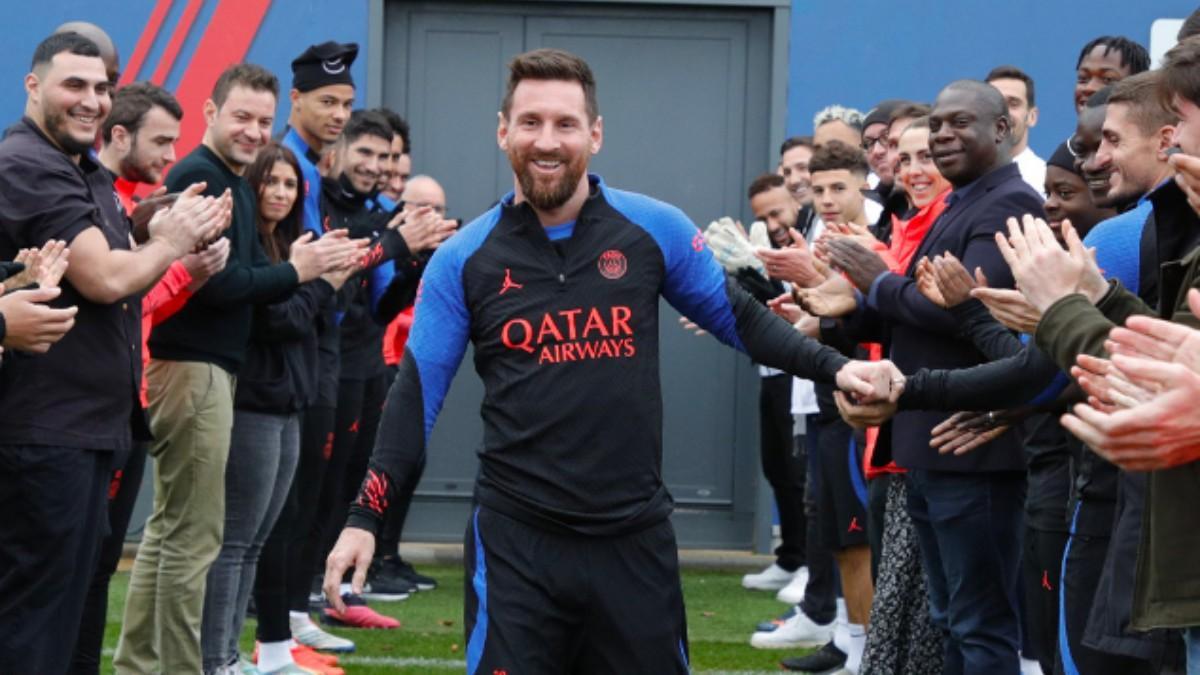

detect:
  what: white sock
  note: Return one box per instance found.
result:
[339,582,354,596]
[289,611,315,630]
[844,623,865,674]
[836,597,848,623]
[257,640,294,673]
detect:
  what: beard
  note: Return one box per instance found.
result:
[43,107,96,156]
[118,139,159,184]
[508,145,587,211]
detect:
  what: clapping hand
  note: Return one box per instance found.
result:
[915,253,976,308]
[755,229,827,288]
[995,215,1107,313]
[796,273,858,318]
[823,237,889,293]
[968,266,1042,334]
[7,240,69,290]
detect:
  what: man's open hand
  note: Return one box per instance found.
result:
[0,286,77,353]
[323,527,377,613]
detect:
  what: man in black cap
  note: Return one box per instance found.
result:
[277,42,366,653]
[861,99,904,189]
[283,41,357,239]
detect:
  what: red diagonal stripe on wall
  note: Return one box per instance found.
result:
[150,0,204,85]
[166,0,272,180]
[120,0,174,86]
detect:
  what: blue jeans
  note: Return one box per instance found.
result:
[906,469,1025,675]
[200,410,300,672]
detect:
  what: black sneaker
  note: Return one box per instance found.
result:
[780,641,847,673]
[361,557,417,600]
[389,556,438,591]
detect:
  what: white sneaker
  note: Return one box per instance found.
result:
[742,563,796,591]
[774,566,810,604]
[289,613,356,653]
[749,608,835,649]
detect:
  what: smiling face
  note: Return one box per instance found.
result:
[204,84,276,173]
[1042,164,1110,236]
[1075,45,1133,113]
[749,184,798,248]
[258,159,299,225]
[863,121,891,183]
[811,168,867,225]
[896,126,950,209]
[118,105,180,184]
[27,51,112,156]
[339,132,392,194]
[497,78,601,213]
[1097,102,1171,206]
[780,143,813,206]
[1171,94,1200,157]
[1074,104,1114,204]
[929,86,1007,187]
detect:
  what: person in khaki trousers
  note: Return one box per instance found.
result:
[114,62,358,674]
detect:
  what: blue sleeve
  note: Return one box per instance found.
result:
[605,186,849,382]
[603,187,746,351]
[1085,201,1151,294]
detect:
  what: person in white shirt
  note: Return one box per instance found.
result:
[987,65,1046,193]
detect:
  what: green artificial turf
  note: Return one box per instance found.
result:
[101,566,811,674]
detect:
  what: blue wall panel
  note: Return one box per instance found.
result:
[786,1,1196,158]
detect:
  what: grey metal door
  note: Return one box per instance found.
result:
[382,0,776,548]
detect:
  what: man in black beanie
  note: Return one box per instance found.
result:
[283,40,357,237]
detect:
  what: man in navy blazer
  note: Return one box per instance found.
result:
[825,80,1045,675]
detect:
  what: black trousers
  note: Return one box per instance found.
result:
[316,374,388,576]
[758,374,805,571]
[1021,525,1068,674]
[290,406,336,611]
[71,442,149,674]
[464,506,689,674]
[0,445,112,675]
[799,416,839,625]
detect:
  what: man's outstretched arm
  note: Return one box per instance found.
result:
[323,238,471,609]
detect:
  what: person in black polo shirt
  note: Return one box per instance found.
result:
[0,32,227,675]
[114,63,362,674]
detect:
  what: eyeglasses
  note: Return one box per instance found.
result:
[862,136,887,151]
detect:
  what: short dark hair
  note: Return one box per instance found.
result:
[747,173,785,200]
[502,48,598,123]
[211,63,278,108]
[941,79,1008,120]
[899,116,931,133]
[808,140,869,176]
[1160,36,1200,112]
[888,103,931,127]
[102,82,182,144]
[1107,71,1175,137]
[1180,9,1200,42]
[341,109,393,146]
[372,107,410,153]
[780,135,813,156]
[31,31,100,71]
[1075,36,1150,75]
[245,141,305,263]
[986,65,1036,107]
